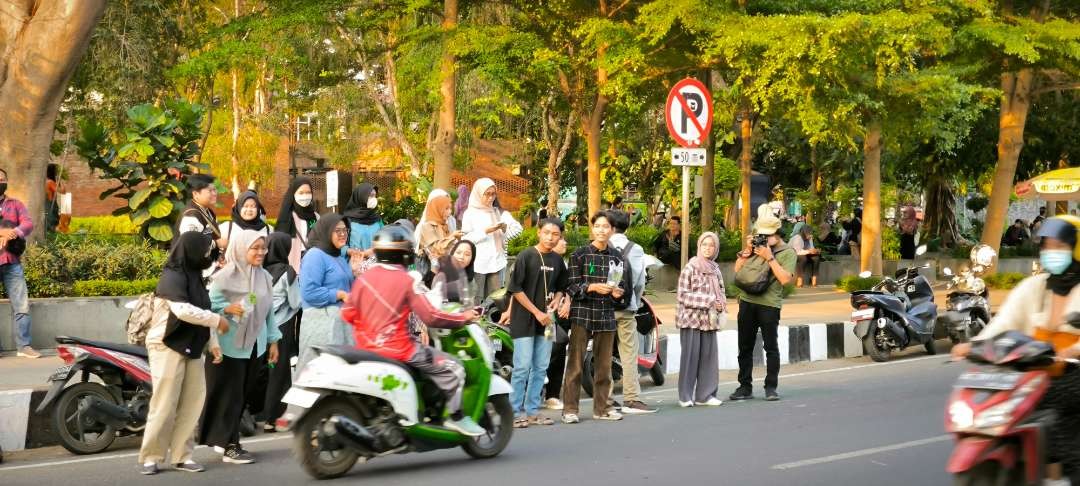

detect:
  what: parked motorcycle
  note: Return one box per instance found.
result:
[940,245,997,344]
[947,329,1078,485]
[35,336,152,454]
[850,245,940,362]
[279,316,513,479]
[582,297,667,396]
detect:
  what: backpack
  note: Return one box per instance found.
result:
[734,248,791,295]
[125,293,171,346]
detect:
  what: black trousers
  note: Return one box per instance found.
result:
[737,300,781,392]
[796,255,820,283]
[260,315,299,423]
[200,348,259,448]
[545,340,568,400]
[1040,369,1080,475]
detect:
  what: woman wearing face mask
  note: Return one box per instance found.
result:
[276,178,319,273]
[462,178,514,300]
[296,215,354,371]
[201,231,279,465]
[426,240,477,304]
[343,183,384,260]
[952,216,1080,484]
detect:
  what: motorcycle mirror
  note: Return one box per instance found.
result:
[943,267,953,276]
[858,270,873,278]
[915,245,928,256]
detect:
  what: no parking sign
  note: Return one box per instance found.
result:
[665,78,713,147]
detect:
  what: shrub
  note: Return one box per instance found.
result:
[984,272,1026,290]
[882,227,901,260]
[507,227,539,257]
[22,239,167,297]
[68,216,139,235]
[73,279,159,297]
[836,275,884,292]
[626,225,661,253]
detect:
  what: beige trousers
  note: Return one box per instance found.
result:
[138,343,206,465]
[615,311,641,402]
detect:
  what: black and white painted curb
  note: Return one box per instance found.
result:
[666,322,863,374]
[1,322,863,453]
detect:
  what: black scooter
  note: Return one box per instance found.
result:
[939,244,996,344]
[849,246,940,362]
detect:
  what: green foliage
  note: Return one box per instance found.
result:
[715,229,745,262]
[22,240,167,298]
[508,227,539,257]
[76,100,208,242]
[984,272,1026,290]
[882,226,901,260]
[965,195,989,213]
[68,216,140,235]
[73,280,160,297]
[626,226,662,254]
[836,275,884,292]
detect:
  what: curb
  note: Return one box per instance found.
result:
[0,388,55,453]
[666,322,862,374]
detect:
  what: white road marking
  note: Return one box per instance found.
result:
[770,435,951,470]
[0,435,289,472]
[2,354,950,472]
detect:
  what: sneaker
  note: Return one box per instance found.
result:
[592,410,623,421]
[444,416,485,437]
[263,423,277,433]
[17,346,40,359]
[222,445,256,464]
[609,399,622,411]
[1045,479,1071,486]
[695,397,724,406]
[212,446,225,454]
[174,461,206,473]
[544,398,564,410]
[140,463,159,476]
[621,400,658,414]
[729,388,754,401]
[765,390,781,401]
[679,401,694,408]
[561,413,580,424]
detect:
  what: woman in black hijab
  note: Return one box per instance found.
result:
[259,232,301,431]
[343,183,384,258]
[221,191,271,240]
[138,232,229,475]
[276,177,318,272]
[296,214,354,370]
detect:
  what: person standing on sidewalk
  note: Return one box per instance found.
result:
[608,210,658,414]
[676,232,727,407]
[507,218,569,428]
[0,169,38,358]
[731,205,795,402]
[561,211,632,424]
[139,232,227,475]
[544,237,570,410]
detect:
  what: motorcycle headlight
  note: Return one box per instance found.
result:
[971,375,1044,431]
[949,401,975,429]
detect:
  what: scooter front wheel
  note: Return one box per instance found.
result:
[462,394,513,459]
[293,397,361,480]
[952,461,1023,486]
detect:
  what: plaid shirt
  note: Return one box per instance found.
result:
[0,197,32,265]
[566,242,631,332]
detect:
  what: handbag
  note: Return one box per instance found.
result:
[634,299,658,335]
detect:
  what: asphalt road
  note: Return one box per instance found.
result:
[0,349,966,486]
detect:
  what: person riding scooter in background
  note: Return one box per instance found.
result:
[952,216,1080,485]
[341,225,485,437]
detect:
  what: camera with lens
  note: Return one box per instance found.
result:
[751,234,769,248]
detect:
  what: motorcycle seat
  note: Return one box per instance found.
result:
[314,345,420,377]
[55,336,148,359]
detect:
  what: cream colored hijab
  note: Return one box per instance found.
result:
[211,229,273,350]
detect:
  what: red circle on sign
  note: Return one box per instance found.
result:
[665,78,713,148]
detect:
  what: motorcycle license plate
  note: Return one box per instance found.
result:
[49,365,73,381]
[281,387,320,408]
[851,309,875,321]
[954,371,1023,391]
[492,339,502,351]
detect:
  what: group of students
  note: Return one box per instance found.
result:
[135,175,524,474]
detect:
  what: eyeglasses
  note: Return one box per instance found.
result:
[248,247,269,254]
[332,228,349,236]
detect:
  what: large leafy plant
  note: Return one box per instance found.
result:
[76,100,208,242]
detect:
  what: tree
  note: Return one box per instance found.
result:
[0,1,106,241]
[431,0,458,190]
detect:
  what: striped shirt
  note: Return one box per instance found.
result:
[566,242,631,332]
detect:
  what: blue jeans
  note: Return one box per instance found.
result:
[1,263,31,347]
[510,335,552,417]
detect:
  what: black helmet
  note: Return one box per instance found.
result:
[1037,215,1080,261]
[372,224,416,266]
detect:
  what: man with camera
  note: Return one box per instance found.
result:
[731,205,796,401]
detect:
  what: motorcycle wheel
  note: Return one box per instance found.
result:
[952,462,1023,486]
[863,333,892,363]
[924,338,938,355]
[292,397,361,480]
[53,382,120,455]
[970,316,987,337]
[462,394,514,459]
[649,363,666,386]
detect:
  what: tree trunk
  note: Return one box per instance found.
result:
[861,119,884,275]
[546,110,575,217]
[701,70,715,231]
[0,1,106,241]
[980,68,1035,263]
[229,0,242,198]
[738,109,753,237]
[924,174,959,248]
[432,0,457,190]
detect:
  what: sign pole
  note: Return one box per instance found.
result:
[681,165,690,268]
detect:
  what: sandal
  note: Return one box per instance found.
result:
[513,417,530,429]
[528,415,555,426]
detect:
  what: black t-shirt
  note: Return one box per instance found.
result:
[507,246,569,339]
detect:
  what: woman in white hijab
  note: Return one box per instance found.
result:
[201,229,280,464]
[462,178,517,299]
